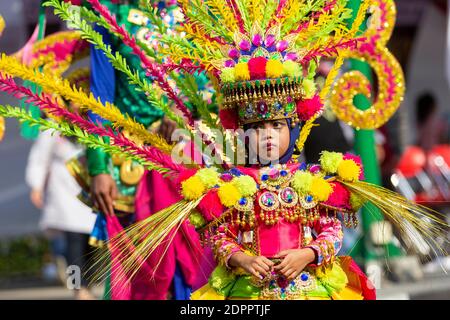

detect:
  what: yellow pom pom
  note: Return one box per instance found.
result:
[220,67,235,83]
[283,60,302,78]
[181,176,205,200]
[218,183,242,207]
[337,160,361,182]
[232,175,257,197]
[310,177,333,202]
[234,63,250,81]
[266,59,284,78]
[319,151,344,174]
[291,171,313,195]
[303,78,316,99]
[197,168,220,188]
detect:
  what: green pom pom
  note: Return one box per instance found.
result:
[302,79,316,99]
[319,151,344,174]
[220,67,235,83]
[349,192,367,211]
[232,175,257,197]
[197,167,220,188]
[283,60,302,78]
[188,210,207,229]
[291,171,313,195]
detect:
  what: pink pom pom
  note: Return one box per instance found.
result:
[296,94,324,121]
[343,153,365,180]
[324,182,350,209]
[198,190,225,221]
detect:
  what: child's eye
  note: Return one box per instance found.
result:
[273,121,285,128]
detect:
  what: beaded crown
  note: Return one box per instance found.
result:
[168,0,360,128]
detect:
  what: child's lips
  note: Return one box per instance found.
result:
[265,142,276,151]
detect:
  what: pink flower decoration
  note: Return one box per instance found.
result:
[239,40,251,51]
[224,60,235,67]
[265,34,276,47]
[285,52,298,61]
[309,165,321,174]
[252,34,263,46]
[276,40,289,52]
[228,48,240,59]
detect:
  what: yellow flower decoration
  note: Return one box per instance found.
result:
[234,62,250,81]
[337,160,361,182]
[266,59,284,78]
[310,177,333,202]
[218,182,242,207]
[181,176,205,200]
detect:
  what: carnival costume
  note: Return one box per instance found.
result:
[0,0,448,300]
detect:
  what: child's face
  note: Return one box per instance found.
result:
[247,119,291,164]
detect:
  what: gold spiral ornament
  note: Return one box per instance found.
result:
[329,0,405,130]
[120,160,145,186]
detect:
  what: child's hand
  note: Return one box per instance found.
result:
[273,248,316,280]
[229,252,274,278]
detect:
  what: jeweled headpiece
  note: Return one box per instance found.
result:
[164,0,358,129]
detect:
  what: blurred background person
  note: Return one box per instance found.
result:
[25,113,96,300]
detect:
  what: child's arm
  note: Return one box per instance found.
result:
[211,219,273,277]
[305,212,344,266]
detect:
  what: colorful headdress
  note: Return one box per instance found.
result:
[161,0,363,129]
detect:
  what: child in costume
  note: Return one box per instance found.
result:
[0,0,448,301]
[190,100,374,300]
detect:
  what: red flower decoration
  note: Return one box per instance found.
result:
[177,168,198,185]
[219,108,239,130]
[198,189,225,221]
[296,94,324,121]
[324,182,351,209]
[248,57,267,80]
